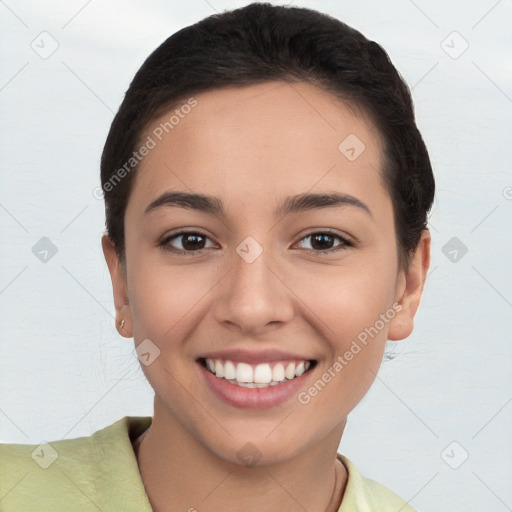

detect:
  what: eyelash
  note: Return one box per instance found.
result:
[158,229,355,255]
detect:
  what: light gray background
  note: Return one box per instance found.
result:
[1,1,511,510]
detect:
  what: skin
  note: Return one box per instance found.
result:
[102,80,431,512]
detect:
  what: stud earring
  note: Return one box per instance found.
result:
[120,319,125,329]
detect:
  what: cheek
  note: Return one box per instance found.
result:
[298,256,398,413]
[294,260,398,346]
[294,270,394,420]
[127,259,207,342]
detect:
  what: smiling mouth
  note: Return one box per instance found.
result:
[198,358,317,388]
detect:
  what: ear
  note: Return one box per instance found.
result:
[387,229,431,341]
[101,233,133,338]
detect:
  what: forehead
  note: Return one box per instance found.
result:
[130,81,389,217]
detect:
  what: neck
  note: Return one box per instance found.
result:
[133,400,347,512]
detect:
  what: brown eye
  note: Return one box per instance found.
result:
[160,231,215,253]
[296,231,354,254]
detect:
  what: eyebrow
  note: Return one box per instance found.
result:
[144,190,372,218]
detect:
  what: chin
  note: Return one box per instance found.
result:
[206,428,310,468]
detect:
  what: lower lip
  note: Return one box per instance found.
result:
[198,362,313,409]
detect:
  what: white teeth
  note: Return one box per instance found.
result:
[253,363,272,384]
[224,360,236,380]
[204,358,312,387]
[295,362,305,377]
[272,363,285,382]
[236,362,253,383]
[215,360,224,378]
[238,381,256,388]
[285,362,295,380]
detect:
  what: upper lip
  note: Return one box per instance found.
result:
[198,348,315,364]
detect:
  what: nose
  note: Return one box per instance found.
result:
[211,242,295,336]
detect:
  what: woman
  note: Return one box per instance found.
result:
[0,3,434,510]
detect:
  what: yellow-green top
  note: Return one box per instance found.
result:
[0,416,416,511]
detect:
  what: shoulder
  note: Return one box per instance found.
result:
[0,416,153,512]
[337,454,417,512]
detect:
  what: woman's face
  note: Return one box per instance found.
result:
[104,81,429,465]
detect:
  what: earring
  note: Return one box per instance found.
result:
[120,319,125,329]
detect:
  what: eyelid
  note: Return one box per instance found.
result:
[159,229,215,253]
[294,229,354,253]
[295,228,355,245]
